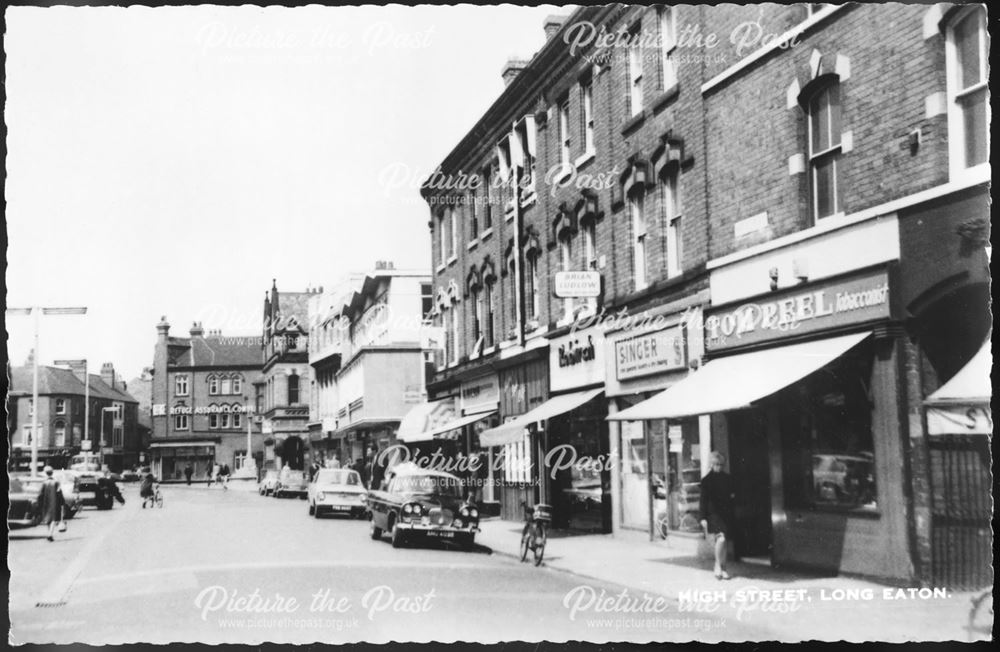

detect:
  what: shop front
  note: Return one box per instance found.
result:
[613,265,916,581]
[149,441,218,481]
[603,304,709,541]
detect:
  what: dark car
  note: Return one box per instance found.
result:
[73,470,101,508]
[366,463,480,549]
[8,476,42,529]
[274,469,308,499]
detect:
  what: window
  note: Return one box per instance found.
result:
[628,29,644,116]
[221,377,232,395]
[470,195,479,240]
[559,99,571,168]
[659,7,677,90]
[561,237,574,321]
[946,6,988,174]
[450,208,458,258]
[473,287,484,354]
[515,117,537,192]
[209,413,219,429]
[526,253,540,321]
[808,82,842,220]
[232,376,242,394]
[221,412,230,429]
[662,169,683,278]
[442,310,453,368]
[113,424,123,447]
[581,81,595,155]
[56,399,66,415]
[288,374,300,405]
[175,375,189,396]
[630,193,648,291]
[209,375,219,395]
[54,421,66,447]
[583,222,598,315]
[421,283,434,323]
[482,166,495,230]
[233,412,242,430]
[497,139,513,210]
[485,282,496,348]
[437,213,446,266]
[28,398,34,416]
[451,306,461,364]
[175,414,189,430]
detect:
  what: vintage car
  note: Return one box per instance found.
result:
[259,470,280,496]
[273,469,309,499]
[366,463,479,549]
[308,468,367,518]
[8,475,42,529]
[812,453,875,505]
[72,470,102,507]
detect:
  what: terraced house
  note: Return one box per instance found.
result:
[421,3,989,589]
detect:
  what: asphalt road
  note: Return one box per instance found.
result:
[9,484,770,645]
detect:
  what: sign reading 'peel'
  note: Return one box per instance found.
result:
[554,271,601,298]
[704,268,891,351]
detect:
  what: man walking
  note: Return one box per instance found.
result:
[184,464,193,486]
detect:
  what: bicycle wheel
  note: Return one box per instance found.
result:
[155,492,164,508]
[519,523,532,562]
[533,523,547,566]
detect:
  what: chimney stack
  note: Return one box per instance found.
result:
[501,58,530,87]
[101,362,116,389]
[67,361,88,383]
[157,316,171,341]
[190,321,205,338]
[543,15,567,40]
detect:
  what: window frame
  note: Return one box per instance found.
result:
[232,376,242,395]
[561,237,574,321]
[658,6,677,90]
[526,252,541,321]
[54,420,66,447]
[945,5,989,178]
[288,374,300,405]
[175,374,189,397]
[807,81,843,221]
[628,27,645,116]
[56,398,66,415]
[581,80,595,155]
[559,98,572,169]
[630,192,648,291]
[662,168,683,278]
[209,375,219,395]
[175,413,189,430]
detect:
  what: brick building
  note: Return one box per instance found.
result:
[422,3,989,586]
[150,319,264,480]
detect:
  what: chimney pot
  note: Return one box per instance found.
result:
[543,15,567,40]
[501,58,530,87]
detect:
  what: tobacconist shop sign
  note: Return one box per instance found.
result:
[704,268,892,352]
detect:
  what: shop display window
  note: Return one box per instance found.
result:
[663,419,703,532]
[780,341,877,513]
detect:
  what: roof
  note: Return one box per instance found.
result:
[8,366,138,403]
[170,336,263,368]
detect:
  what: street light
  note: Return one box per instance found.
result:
[53,359,89,449]
[7,306,87,477]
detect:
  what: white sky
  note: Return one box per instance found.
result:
[5,4,570,381]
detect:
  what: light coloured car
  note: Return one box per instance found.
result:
[274,469,308,499]
[308,468,367,519]
[258,470,279,496]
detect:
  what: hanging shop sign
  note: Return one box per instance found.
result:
[704,268,892,352]
[614,323,687,381]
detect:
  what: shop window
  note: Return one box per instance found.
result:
[779,341,877,513]
[945,5,988,176]
[808,81,843,220]
[503,432,532,484]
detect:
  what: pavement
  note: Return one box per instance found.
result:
[475,517,988,642]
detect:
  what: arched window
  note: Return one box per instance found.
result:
[807,79,842,220]
[220,375,232,395]
[232,375,242,395]
[208,374,219,395]
[288,374,300,405]
[232,407,242,430]
[209,405,219,429]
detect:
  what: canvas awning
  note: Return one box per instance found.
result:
[608,332,871,421]
[925,336,992,435]
[424,410,497,440]
[396,399,457,443]
[479,388,603,447]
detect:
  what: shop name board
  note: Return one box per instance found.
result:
[550,327,606,393]
[615,324,686,381]
[705,270,891,351]
[558,335,597,368]
[460,375,499,413]
[166,404,256,416]
[554,271,601,298]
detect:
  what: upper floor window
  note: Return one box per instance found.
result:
[581,80,595,155]
[630,192,648,291]
[483,165,496,230]
[288,374,300,405]
[175,413,189,430]
[526,253,541,321]
[808,81,842,220]
[560,237,574,321]
[232,376,242,395]
[437,212,447,266]
[175,374,189,396]
[472,287,484,355]
[559,98,572,168]
[659,7,677,89]
[450,307,461,364]
[662,168,683,278]
[946,5,988,175]
[484,281,496,349]
[56,398,66,415]
[583,222,597,271]
[469,194,479,240]
[514,117,537,192]
[421,283,434,323]
[221,377,232,395]
[628,28,644,116]
[54,420,66,447]
[209,375,219,395]
[450,208,458,258]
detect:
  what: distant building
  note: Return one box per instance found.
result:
[150,319,264,480]
[8,361,140,473]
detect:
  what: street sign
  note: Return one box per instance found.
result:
[554,271,601,298]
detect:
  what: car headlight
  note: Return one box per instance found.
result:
[317,492,325,500]
[403,504,413,514]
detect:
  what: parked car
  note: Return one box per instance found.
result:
[308,468,367,518]
[8,475,42,529]
[259,470,280,496]
[274,469,308,499]
[812,453,875,505]
[52,471,83,518]
[366,463,479,549]
[120,469,141,482]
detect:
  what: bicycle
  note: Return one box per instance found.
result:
[142,484,164,509]
[519,502,551,567]
[967,588,993,642]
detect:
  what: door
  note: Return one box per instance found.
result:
[727,409,773,558]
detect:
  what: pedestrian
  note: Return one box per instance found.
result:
[98,469,126,509]
[369,445,387,491]
[184,465,193,486]
[210,462,221,487]
[140,467,157,508]
[355,457,368,487]
[329,453,341,469]
[700,451,736,580]
[220,463,231,490]
[38,466,66,541]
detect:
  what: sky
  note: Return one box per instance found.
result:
[5,4,570,381]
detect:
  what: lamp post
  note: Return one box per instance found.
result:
[53,359,88,450]
[7,306,87,477]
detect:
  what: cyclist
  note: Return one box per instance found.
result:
[140,468,157,508]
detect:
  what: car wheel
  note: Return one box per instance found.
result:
[369,517,383,540]
[314,506,323,519]
[390,520,405,549]
[299,494,306,500]
[308,503,315,516]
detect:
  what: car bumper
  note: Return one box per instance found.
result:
[395,523,480,539]
[79,491,98,506]
[316,500,366,513]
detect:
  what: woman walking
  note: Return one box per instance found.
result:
[39,466,66,542]
[700,452,736,580]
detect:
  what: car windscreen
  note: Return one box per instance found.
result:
[394,474,462,497]
[315,470,361,486]
[283,471,305,482]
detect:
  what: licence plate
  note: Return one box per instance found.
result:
[426,530,455,538]
[331,505,350,511]
[81,492,96,499]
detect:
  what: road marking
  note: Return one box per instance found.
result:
[34,502,138,607]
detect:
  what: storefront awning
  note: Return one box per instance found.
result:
[424,410,497,440]
[396,399,457,443]
[608,332,871,421]
[479,388,604,447]
[925,336,992,435]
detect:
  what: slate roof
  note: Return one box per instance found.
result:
[8,366,138,403]
[169,336,262,368]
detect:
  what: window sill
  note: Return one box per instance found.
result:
[467,240,478,252]
[436,264,447,274]
[574,151,596,170]
[521,190,537,208]
[447,256,458,267]
[479,227,494,242]
[949,162,990,187]
[621,110,647,136]
[650,83,680,114]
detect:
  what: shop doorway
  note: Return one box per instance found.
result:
[727,409,773,559]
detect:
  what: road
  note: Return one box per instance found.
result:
[10,484,766,645]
